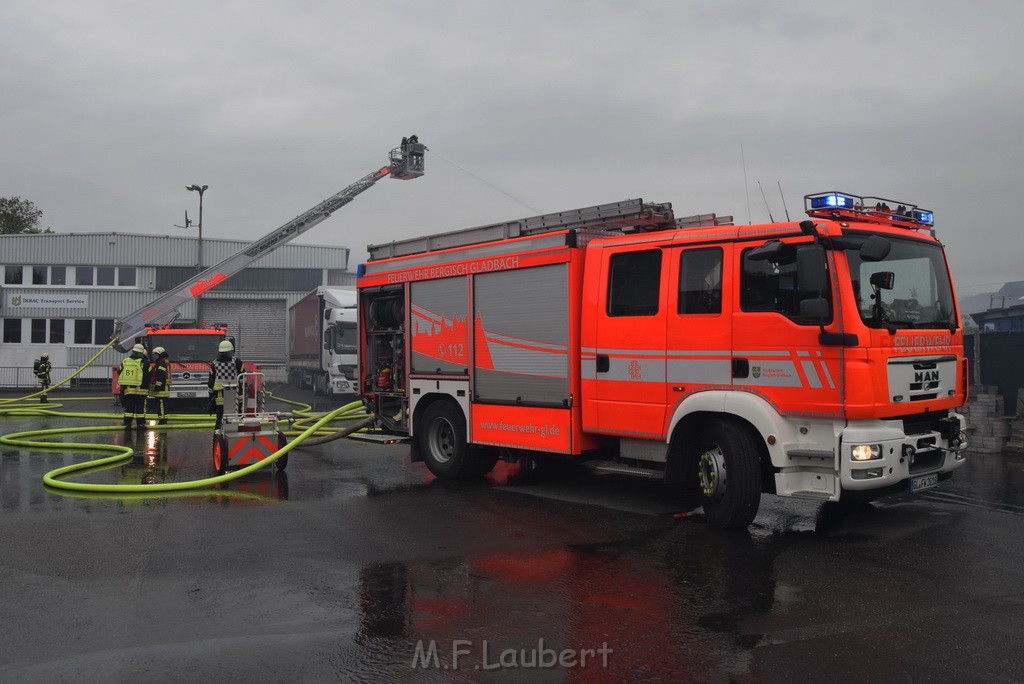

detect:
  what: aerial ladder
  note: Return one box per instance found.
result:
[111,137,427,352]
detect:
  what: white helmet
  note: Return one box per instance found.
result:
[41,352,49,358]
[218,340,234,353]
[132,343,146,354]
[152,346,166,356]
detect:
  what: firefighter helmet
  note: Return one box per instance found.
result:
[132,343,146,354]
[41,352,49,358]
[218,340,234,353]
[152,346,166,356]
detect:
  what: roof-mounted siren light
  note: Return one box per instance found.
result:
[804,191,935,229]
[805,192,858,212]
[910,208,934,227]
[390,135,426,180]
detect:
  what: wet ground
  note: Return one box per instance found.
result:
[2,386,1024,682]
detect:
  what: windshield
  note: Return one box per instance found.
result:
[332,322,357,355]
[148,334,223,362]
[847,236,957,330]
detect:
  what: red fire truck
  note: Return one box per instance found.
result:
[357,193,968,528]
[111,322,236,403]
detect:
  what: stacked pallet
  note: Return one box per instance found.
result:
[962,385,1011,453]
[1002,415,1024,456]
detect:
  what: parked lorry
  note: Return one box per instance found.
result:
[288,286,358,398]
[357,193,969,528]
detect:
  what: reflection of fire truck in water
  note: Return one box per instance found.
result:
[358,193,969,528]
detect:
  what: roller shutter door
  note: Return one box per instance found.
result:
[473,264,569,405]
[201,298,286,364]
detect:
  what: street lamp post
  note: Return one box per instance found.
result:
[186,184,208,271]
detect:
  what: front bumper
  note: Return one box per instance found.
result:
[840,412,967,492]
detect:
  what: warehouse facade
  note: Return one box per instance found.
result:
[1,232,353,385]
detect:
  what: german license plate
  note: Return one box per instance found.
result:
[178,392,196,398]
[909,473,939,493]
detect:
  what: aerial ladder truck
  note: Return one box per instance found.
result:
[110,137,427,352]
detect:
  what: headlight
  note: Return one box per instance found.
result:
[851,444,881,461]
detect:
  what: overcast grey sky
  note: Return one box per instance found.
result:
[2,1,1021,296]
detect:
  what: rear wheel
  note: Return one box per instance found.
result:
[418,401,486,479]
[212,434,228,475]
[694,418,762,529]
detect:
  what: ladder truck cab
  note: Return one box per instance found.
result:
[357,192,968,529]
[111,322,244,401]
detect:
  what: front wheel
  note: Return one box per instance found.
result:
[418,401,484,479]
[212,434,229,475]
[694,418,762,529]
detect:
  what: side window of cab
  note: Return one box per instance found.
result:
[607,249,662,316]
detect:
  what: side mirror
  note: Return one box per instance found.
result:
[747,240,783,262]
[799,297,830,322]
[797,246,827,293]
[869,271,895,290]
[323,328,332,350]
[860,235,891,262]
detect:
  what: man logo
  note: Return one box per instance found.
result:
[752,366,761,379]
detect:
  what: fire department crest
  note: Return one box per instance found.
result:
[11,295,21,307]
[752,366,761,379]
[628,359,641,380]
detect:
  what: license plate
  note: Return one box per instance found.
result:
[909,473,939,493]
[178,392,196,398]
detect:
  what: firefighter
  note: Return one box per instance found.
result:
[208,340,243,430]
[33,352,52,403]
[147,346,171,425]
[118,343,151,429]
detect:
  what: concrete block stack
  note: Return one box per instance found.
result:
[1002,414,1024,456]
[962,385,1011,454]
[1002,388,1024,455]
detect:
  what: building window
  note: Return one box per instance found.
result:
[4,266,22,285]
[74,319,92,344]
[32,266,47,285]
[75,267,94,286]
[3,318,21,343]
[97,267,115,287]
[50,319,65,344]
[72,318,114,344]
[31,319,47,344]
[95,319,114,344]
[607,249,662,317]
[51,266,66,285]
[118,267,136,287]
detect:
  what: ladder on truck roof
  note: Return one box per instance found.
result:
[110,137,427,352]
[367,198,677,261]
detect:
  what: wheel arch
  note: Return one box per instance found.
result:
[665,391,782,492]
[410,391,468,463]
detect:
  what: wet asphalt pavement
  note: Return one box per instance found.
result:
[2,386,1024,682]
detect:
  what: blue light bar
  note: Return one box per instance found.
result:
[912,210,934,226]
[809,193,856,210]
[356,262,366,277]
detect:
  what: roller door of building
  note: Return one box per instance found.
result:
[200,298,286,364]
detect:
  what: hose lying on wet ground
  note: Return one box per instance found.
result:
[0,335,381,495]
[0,400,370,494]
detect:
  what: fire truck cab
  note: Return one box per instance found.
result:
[357,193,968,528]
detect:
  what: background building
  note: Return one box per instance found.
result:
[1,232,352,385]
